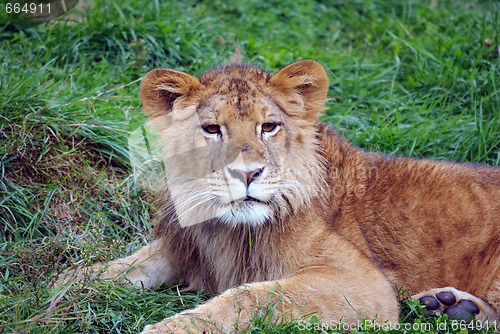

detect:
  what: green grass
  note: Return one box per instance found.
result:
[1,0,499,333]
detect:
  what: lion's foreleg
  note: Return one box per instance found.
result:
[59,240,176,289]
[141,265,400,333]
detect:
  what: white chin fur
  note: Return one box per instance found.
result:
[217,202,272,228]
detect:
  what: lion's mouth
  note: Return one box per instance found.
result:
[231,196,264,205]
[216,195,274,226]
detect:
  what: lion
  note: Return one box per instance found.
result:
[62,57,500,333]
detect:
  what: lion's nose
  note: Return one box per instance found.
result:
[227,167,264,186]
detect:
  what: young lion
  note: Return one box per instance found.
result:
[68,59,500,333]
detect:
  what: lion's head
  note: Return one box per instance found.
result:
[140,60,329,228]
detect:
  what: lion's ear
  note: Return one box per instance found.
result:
[140,68,202,118]
[270,59,329,120]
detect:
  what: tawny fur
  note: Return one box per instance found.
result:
[66,59,500,333]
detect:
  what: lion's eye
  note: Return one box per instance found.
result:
[202,124,221,134]
[261,123,278,133]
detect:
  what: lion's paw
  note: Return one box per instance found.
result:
[53,266,86,288]
[141,323,177,334]
[141,324,160,334]
[54,264,105,288]
[413,287,498,323]
[141,318,203,334]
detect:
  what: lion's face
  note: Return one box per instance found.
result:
[140,60,329,227]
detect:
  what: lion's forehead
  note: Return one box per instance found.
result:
[199,65,270,88]
[198,92,280,120]
[212,77,258,94]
